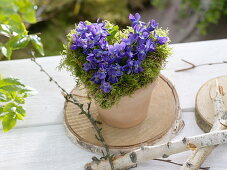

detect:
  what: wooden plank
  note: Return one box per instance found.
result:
[162,39,227,111]
[0,112,226,170]
[0,124,96,170]
[0,57,75,128]
[0,39,227,128]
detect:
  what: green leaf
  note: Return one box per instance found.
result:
[7,14,27,35]
[8,35,30,50]
[0,77,24,88]
[16,113,24,120]
[0,77,37,97]
[0,91,8,102]
[11,91,17,99]
[0,89,11,101]
[30,35,44,56]
[16,106,26,116]
[14,96,25,104]
[0,85,32,92]
[0,45,12,59]
[21,8,36,23]
[0,24,12,37]
[15,0,37,23]
[0,0,18,15]
[0,24,12,34]
[2,114,17,132]
[3,102,17,113]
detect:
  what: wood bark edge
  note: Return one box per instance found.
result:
[63,75,184,154]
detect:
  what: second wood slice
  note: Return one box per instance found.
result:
[64,75,182,153]
[196,75,227,132]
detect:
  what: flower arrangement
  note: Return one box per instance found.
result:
[60,13,172,109]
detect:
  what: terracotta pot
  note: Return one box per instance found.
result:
[97,80,157,128]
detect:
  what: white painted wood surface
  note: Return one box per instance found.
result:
[0,39,227,169]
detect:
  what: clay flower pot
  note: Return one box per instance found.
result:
[61,13,171,129]
[97,80,157,128]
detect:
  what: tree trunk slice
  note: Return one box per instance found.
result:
[195,75,227,132]
[64,75,183,154]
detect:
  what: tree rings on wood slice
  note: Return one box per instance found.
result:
[64,75,183,154]
[195,75,227,132]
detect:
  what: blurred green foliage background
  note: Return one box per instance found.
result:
[0,0,227,60]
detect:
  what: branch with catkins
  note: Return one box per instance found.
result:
[31,58,114,170]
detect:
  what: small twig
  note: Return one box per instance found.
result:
[31,58,68,95]
[175,59,227,72]
[31,57,114,170]
[154,159,210,170]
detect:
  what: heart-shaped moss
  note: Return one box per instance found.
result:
[60,13,172,109]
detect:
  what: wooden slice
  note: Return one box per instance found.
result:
[195,75,227,132]
[64,75,182,153]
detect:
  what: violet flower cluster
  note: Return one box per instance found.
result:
[70,13,168,93]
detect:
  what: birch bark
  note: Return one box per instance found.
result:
[180,83,226,170]
[85,129,227,170]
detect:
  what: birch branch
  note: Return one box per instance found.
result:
[85,129,227,170]
[180,81,226,170]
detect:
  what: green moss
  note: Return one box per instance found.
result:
[60,24,172,109]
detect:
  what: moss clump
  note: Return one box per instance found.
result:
[60,21,172,109]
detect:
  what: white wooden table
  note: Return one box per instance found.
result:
[0,39,227,170]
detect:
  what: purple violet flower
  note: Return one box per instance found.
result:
[147,19,159,32]
[83,62,96,72]
[91,72,101,84]
[122,33,136,45]
[108,75,119,84]
[97,68,107,80]
[133,60,144,73]
[76,21,88,35]
[100,82,112,93]
[137,44,147,61]
[70,13,168,93]
[124,60,134,74]
[129,13,141,26]
[157,36,168,45]
[146,39,156,52]
[108,64,124,77]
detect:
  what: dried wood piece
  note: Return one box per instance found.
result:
[195,76,227,132]
[64,75,182,154]
[181,81,226,170]
[84,129,227,170]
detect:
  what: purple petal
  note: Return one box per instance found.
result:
[158,37,168,45]
[129,14,135,21]
[70,44,78,50]
[135,13,140,20]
